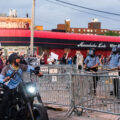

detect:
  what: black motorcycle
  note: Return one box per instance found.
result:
[0,68,49,120]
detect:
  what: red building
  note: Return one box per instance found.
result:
[0,29,120,58]
[0,17,120,59]
[56,19,120,35]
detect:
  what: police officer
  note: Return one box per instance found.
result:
[84,48,99,72]
[114,45,120,99]
[108,46,120,97]
[84,48,100,95]
[108,46,119,69]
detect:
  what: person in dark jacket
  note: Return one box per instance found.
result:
[0,48,4,73]
[60,52,68,64]
[20,55,27,65]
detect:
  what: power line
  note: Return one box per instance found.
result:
[54,0,120,16]
[45,0,120,22]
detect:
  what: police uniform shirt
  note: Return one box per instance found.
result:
[109,54,119,69]
[84,56,99,68]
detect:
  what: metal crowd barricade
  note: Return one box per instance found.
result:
[40,64,77,74]
[23,69,120,118]
[71,71,120,116]
[38,73,72,106]
[23,72,72,106]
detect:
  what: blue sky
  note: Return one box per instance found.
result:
[0,0,120,30]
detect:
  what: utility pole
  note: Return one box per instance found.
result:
[30,0,35,56]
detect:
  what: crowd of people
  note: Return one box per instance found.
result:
[0,48,111,71]
[0,47,119,72]
[27,50,109,71]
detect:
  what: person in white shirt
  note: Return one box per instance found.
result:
[76,51,84,70]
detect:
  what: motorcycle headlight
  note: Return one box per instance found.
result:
[22,82,37,98]
[27,86,36,94]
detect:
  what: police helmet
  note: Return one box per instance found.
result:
[88,48,95,57]
[117,44,120,53]
[8,53,20,64]
[112,46,117,54]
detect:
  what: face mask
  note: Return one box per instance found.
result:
[90,55,94,57]
[112,51,117,54]
[14,60,20,66]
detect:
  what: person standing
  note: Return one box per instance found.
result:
[108,46,119,69]
[60,52,68,64]
[109,45,120,98]
[67,57,72,65]
[76,51,84,70]
[84,48,100,95]
[0,48,4,73]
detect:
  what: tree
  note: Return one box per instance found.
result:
[104,31,120,36]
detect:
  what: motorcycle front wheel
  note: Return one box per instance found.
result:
[33,104,49,120]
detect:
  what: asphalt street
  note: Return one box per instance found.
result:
[47,109,120,120]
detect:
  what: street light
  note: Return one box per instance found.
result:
[30,0,35,56]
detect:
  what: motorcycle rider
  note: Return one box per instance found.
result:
[84,48,100,95]
[0,53,43,119]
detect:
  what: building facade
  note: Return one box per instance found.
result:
[0,16,44,56]
[0,16,31,55]
[56,19,120,35]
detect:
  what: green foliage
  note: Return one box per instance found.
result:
[104,31,120,36]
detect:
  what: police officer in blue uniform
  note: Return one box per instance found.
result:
[84,48,99,72]
[114,45,120,98]
[84,48,100,95]
[108,46,120,97]
[108,46,119,69]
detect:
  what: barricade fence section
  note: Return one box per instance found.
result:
[40,65,78,74]
[38,74,72,106]
[72,72,120,115]
[23,70,120,116]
